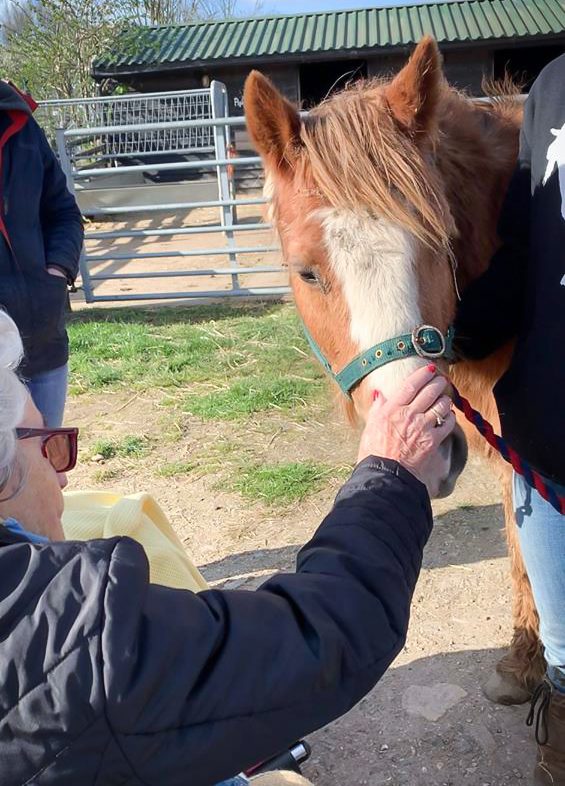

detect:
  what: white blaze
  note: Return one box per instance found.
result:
[320,209,425,397]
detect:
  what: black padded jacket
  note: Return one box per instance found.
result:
[0,458,432,785]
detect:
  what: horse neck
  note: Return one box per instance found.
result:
[436,95,521,290]
[440,96,522,414]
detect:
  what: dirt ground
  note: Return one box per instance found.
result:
[66,385,536,786]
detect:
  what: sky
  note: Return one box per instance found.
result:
[242,0,434,13]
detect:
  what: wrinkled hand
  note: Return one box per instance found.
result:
[357,365,456,494]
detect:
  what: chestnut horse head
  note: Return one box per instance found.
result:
[244,37,518,497]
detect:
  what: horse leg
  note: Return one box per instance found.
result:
[484,470,545,704]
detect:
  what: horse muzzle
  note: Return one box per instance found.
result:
[435,421,468,498]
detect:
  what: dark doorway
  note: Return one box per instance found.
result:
[299,59,367,108]
[493,45,564,91]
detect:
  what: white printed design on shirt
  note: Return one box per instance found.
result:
[543,123,565,221]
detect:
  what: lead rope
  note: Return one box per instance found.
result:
[450,385,565,516]
[526,679,552,745]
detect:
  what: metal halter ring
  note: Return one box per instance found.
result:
[411,325,447,359]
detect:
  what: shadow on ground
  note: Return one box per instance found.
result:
[200,503,508,585]
[68,301,284,325]
[424,503,506,569]
[306,647,534,786]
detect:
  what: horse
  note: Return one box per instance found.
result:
[244,35,544,703]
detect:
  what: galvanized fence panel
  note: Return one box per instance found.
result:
[41,82,287,304]
[37,89,215,164]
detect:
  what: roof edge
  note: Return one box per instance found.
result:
[118,0,530,33]
[92,30,565,78]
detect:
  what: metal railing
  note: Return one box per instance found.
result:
[51,81,286,304]
[37,89,215,164]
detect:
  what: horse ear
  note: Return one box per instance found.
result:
[385,36,443,136]
[244,71,302,174]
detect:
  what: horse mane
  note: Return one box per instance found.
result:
[298,78,453,252]
[433,85,521,286]
[296,76,522,264]
[481,74,524,116]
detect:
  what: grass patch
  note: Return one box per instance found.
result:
[183,378,319,421]
[119,435,149,457]
[93,467,122,482]
[91,439,117,460]
[91,435,150,460]
[231,461,343,505]
[68,305,324,410]
[156,460,197,478]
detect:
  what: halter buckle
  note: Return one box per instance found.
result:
[411,325,447,359]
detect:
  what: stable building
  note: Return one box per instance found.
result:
[93,0,565,111]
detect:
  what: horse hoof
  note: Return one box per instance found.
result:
[483,669,533,705]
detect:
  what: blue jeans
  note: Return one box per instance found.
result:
[26,363,69,428]
[514,472,565,693]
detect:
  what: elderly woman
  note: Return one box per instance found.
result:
[0,309,455,786]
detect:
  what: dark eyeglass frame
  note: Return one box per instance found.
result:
[15,427,79,473]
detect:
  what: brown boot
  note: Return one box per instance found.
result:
[527,679,565,784]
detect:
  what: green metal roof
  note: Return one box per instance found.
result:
[94,0,565,75]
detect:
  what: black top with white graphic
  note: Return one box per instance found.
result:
[455,54,565,486]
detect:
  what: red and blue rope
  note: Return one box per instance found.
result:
[451,385,565,516]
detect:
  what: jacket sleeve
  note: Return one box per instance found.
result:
[101,458,432,786]
[453,94,534,360]
[38,124,84,282]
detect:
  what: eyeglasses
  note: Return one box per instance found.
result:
[15,427,79,473]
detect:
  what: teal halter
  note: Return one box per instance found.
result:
[302,323,455,398]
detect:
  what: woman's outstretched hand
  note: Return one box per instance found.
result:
[357,365,456,494]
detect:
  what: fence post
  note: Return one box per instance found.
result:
[56,128,93,303]
[211,80,239,292]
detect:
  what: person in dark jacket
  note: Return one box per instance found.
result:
[0,80,84,427]
[0,308,455,786]
[454,54,565,784]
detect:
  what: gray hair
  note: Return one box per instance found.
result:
[0,311,28,493]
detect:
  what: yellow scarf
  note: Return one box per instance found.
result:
[62,490,208,592]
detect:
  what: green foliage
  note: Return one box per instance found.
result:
[183,378,317,421]
[0,0,263,100]
[68,305,325,418]
[156,460,197,477]
[91,434,150,460]
[119,435,149,457]
[91,439,117,460]
[0,0,133,99]
[231,461,339,505]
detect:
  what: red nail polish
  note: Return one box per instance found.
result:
[372,390,380,401]
[427,364,436,373]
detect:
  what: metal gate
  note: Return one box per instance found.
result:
[39,82,287,303]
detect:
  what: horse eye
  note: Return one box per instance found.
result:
[298,268,320,285]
